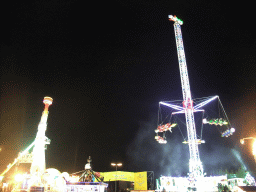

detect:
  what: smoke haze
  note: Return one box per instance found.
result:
[126,117,246,179]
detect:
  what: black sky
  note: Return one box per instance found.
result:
[1,0,256,179]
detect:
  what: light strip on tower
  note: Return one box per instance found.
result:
[194,96,218,110]
[159,102,183,111]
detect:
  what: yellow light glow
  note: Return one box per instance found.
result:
[3,183,8,187]
[69,176,79,183]
[111,163,122,166]
[14,174,24,182]
[253,140,256,156]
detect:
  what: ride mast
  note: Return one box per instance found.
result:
[168,15,203,178]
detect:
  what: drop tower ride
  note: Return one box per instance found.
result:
[168,15,203,178]
[30,97,53,185]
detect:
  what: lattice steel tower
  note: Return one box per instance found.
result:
[168,15,203,178]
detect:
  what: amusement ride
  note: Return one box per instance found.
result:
[0,97,107,192]
[1,14,256,192]
[155,15,236,190]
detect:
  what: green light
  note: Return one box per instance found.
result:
[177,18,183,25]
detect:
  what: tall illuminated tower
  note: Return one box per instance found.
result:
[30,97,53,183]
[168,15,203,178]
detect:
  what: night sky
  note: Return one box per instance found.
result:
[1,0,256,180]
